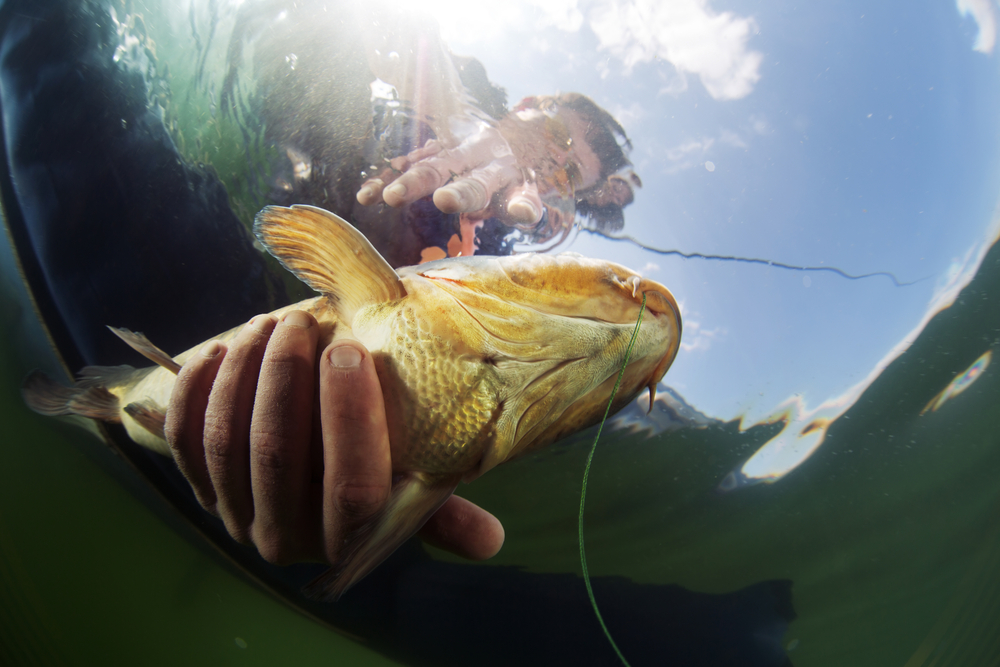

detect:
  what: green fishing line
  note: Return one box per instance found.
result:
[578,292,646,667]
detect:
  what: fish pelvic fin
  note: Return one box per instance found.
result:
[254,205,407,324]
[124,400,167,440]
[108,327,181,374]
[22,370,122,422]
[303,472,461,601]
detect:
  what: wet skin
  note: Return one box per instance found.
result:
[165,310,505,567]
[356,107,604,228]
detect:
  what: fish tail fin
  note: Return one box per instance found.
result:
[303,472,461,601]
[22,369,123,422]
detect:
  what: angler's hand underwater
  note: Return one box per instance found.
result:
[23,204,682,599]
[165,311,505,569]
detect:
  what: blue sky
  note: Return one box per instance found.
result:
[402,0,1000,441]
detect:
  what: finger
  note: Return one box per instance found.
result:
[382,163,450,207]
[383,138,499,208]
[203,313,277,543]
[433,157,519,214]
[388,155,412,173]
[432,178,487,214]
[356,178,385,206]
[165,339,228,512]
[248,310,321,565]
[404,139,443,164]
[418,495,505,560]
[503,180,543,227]
[318,340,392,563]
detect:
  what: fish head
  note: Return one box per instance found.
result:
[393,251,682,477]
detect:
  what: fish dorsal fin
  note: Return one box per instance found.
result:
[254,205,406,323]
[107,327,181,374]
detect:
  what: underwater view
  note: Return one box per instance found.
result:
[2,0,1000,665]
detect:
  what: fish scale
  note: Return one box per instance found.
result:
[385,303,499,473]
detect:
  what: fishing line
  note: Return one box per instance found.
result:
[578,292,646,667]
[583,229,923,287]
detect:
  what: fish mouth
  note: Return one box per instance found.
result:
[624,276,683,398]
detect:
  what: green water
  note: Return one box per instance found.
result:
[456,247,1000,665]
[4,243,998,666]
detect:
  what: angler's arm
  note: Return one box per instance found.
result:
[164,310,504,566]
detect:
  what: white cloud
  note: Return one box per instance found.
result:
[957,0,997,53]
[680,319,727,352]
[589,0,763,100]
[657,69,690,97]
[675,303,726,352]
[718,128,747,149]
[641,261,660,273]
[748,114,769,135]
[531,0,585,31]
[609,101,645,126]
[661,128,747,173]
[666,138,713,161]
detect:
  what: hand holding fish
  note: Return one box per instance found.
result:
[165,310,505,567]
[24,205,680,598]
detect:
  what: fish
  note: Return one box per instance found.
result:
[22,204,682,599]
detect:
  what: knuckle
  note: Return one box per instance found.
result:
[250,433,290,471]
[261,348,308,377]
[223,520,252,547]
[254,536,294,566]
[198,497,220,517]
[164,421,182,452]
[203,423,238,463]
[333,480,388,520]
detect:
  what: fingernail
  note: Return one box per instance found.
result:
[508,198,540,223]
[448,185,470,210]
[432,186,463,213]
[282,310,313,329]
[357,186,373,202]
[329,344,363,369]
[200,340,222,358]
[384,183,407,201]
[249,314,276,334]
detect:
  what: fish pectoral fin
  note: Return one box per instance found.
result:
[254,205,407,324]
[303,472,461,601]
[124,400,167,440]
[108,327,181,374]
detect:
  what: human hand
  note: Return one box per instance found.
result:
[356,125,544,228]
[164,310,504,566]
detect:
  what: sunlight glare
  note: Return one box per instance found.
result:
[376,0,526,47]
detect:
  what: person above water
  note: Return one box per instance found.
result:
[220,0,641,268]
[160,0,641,570]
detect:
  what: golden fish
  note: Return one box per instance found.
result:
[23,205,681,598]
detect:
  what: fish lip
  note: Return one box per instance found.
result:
[635,280,682,391]
[634,278,681,333]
